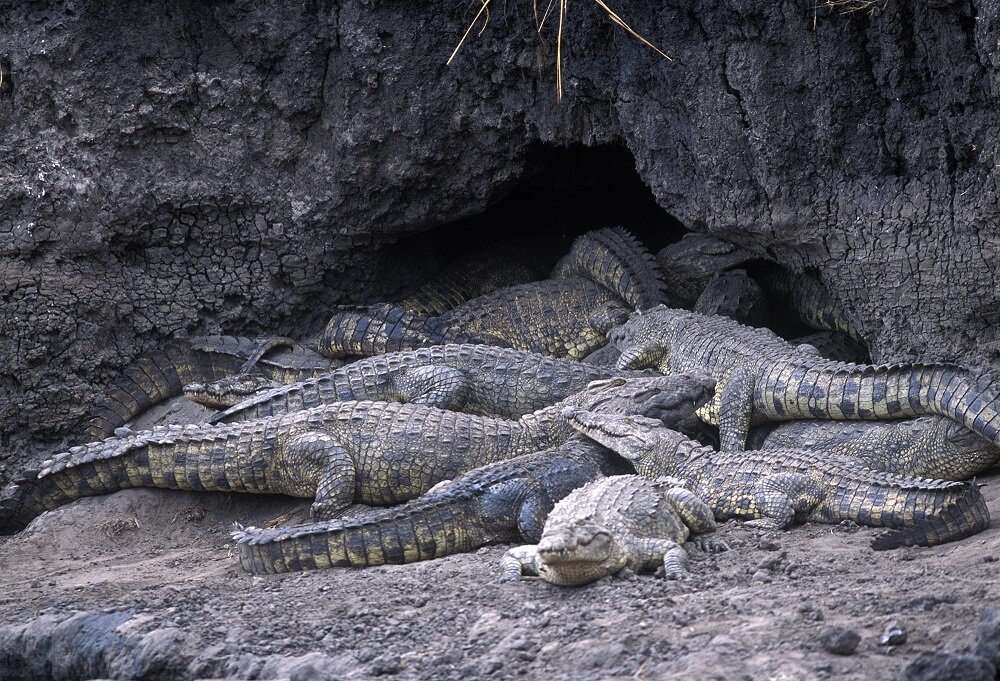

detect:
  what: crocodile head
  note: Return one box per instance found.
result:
[533,521,628,586]
[183,374,284,410]
[562,408,696,478]
[607,306,678,372]
[568,374,715,431]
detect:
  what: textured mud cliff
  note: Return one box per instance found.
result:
[1,1,998,471]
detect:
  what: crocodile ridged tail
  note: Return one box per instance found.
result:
[870,481,991,550]
[233,497,489,574]
[85,337,278,442]
[550,227,667,311]
[318,303,441,358]
[1,424,267,534]
[783,363,1000,448]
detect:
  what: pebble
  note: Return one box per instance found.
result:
[750,570,772,584]
[816,626,860,655]
[879,622,907,647]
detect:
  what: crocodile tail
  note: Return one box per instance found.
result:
[233,496,491,574]
[84,337,276,442]
[0,432,152,533]
[793,363,1000,448]
[1,423,268,533]
[551,227,667,310]
[760,270,865,341]
[318,303,440,359]
[870,481,991,550]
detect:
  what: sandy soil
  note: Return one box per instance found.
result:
[2,398,999,680]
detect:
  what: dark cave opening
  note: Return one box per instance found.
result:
[373,143,688,300]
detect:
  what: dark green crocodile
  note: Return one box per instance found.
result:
[86,336,341,441]
[749,416,999,480]
[566,408,992,550]
[656,233,755,308]
[610,306,1000,452]
[318,227,666,360]
[692,269,771,329]
[758,269,866,344]
[207,343,656,425]
[0,374,715,534]
[398,237,560,315]
[692,269,869,362]
[233,435,632,574]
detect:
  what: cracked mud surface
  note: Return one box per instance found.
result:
[1,398,998,680]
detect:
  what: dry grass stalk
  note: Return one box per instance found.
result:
[450,0,670,100]
[813,0,889,29]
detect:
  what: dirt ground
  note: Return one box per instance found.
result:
[2,398,999,680]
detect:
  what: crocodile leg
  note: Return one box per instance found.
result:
[739,473,825,530]
[275,432,356,520]
[499,546,542,580]
[717,366,757,451]
[653,540,689,580]
[393,365,473,412]
[662,486,717,535]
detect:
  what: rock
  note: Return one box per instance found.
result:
[816,626,861,656]
[974,604,1000,668]
[879,623,907,647]
[896,652,995,681]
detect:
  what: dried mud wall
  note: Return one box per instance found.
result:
[1,0,998,463]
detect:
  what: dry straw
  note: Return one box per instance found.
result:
[448,0,670,100]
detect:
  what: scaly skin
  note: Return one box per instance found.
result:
[320,280,631,360]
[759,270,866,342]
[233,435,632,574]
[611,306,1000,452]
[0,375,715,534]
[318,227,665,360]
[549,227,667,311]
[500,474,720,586]
[566,409,991,550]
[86,336,340,440]
[692,269,771,328]
[656,233,755,308]
[749,416,999,480]
[209,344,657,424]
[398,239,555,315]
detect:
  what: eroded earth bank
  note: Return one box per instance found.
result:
[3,1,1000,679]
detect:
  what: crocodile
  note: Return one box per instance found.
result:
[0,374,715,534]
[86,336,341,441]
[758,269,866,343]
[748,416,999,480]
[398,237,560,315]
[500,474,721,585]
[548,227,667,311]
[233,435,633,574]
[566,408,992,549]
[318,227,667,360]
[207,344,657,425]
[610,305,1000,452]
[691,269,869,362]
[692,269,771,328]
[656,233,755,308]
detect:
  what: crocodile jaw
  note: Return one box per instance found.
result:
[535,523,627,586]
